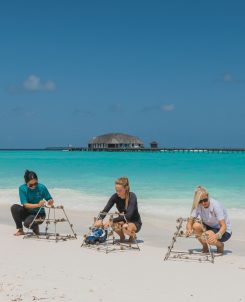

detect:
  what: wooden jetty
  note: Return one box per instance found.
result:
[60,147,245,153]
[1,148,245,153]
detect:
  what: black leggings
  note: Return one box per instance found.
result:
[11,204,45,230]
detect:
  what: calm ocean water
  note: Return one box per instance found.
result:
[0,151,244,218]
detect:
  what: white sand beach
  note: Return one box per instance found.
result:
[0,204,245,302]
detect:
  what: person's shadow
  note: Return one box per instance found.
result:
[190,248,232,256]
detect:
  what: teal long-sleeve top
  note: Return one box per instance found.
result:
[19,183,52,214]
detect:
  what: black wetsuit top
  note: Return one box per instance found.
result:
[99,192,142,225]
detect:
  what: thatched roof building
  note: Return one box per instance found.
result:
[88,133,144,150]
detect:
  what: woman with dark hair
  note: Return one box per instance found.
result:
[11,170,54,236]
[94,177,142,242]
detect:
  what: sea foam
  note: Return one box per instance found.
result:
[1,188,244,220]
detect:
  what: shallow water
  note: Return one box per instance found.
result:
[0,151,244,218]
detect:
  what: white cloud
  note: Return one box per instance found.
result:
[23,75,56,91]
[161,104,175,112]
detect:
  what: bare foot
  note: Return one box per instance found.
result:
[128,235,136,243]
[14,229,25,236]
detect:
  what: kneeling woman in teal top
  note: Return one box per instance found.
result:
[11,170,54,236]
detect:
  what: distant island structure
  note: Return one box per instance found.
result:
[88,133,144,150]
[150,141,158,149]
[44,135,245,153]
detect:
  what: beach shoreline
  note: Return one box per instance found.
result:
[1,203,245,252]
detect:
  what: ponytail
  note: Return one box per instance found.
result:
[115,177,130,209]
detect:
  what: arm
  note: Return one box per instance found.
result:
[94,196,115,227]
[206,219,227,244]
[23,200,46,209]
[214,204,226,239]
[216,219,227,239]
[98,195,115,220]
[186,208,198,235]
[205,205,227,243]
[186,217,194,235]
[43,186,54,206]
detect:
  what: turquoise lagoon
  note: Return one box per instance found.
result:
[0,151,244,218]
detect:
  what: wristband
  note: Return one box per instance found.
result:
[216,232,222,240]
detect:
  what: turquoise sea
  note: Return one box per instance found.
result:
[0,151,244,218]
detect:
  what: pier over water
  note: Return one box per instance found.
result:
[56,147,245,153]
[1,148,245,153]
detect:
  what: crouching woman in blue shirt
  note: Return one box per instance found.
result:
[11,170,54,236]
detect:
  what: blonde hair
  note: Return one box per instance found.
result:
[190,185,209,214]
[115,177,130,209]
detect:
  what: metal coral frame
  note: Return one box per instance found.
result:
[164,217,215,263]
[81,212,140,253]
[23,205,77,242]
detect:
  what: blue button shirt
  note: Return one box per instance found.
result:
[19,183,52,214]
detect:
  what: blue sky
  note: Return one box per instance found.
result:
[0,0,244,148]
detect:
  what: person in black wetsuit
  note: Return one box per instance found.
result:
[94,177,142,242]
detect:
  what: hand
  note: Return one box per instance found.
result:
[93,220,103,228]
[38,200,46,207]
[103,220,113,229]
[47,200,54,206]
[186,225,193,236]
[203,231,217,244]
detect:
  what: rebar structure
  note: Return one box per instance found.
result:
[81,212,140,253]
[164,217,215,263]
[23,205,77,242]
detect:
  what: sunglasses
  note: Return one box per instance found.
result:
[199,198,209,204]
[28,182,38,188]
